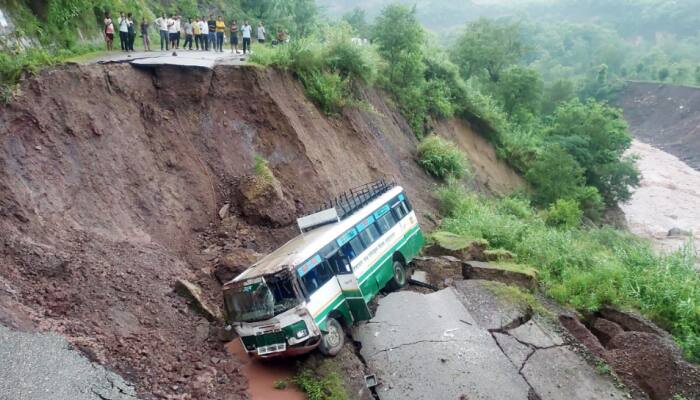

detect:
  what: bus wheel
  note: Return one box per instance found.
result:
[386,260,407,291]
[319,318,344,356]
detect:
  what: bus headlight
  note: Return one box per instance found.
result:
[295,328,308,339]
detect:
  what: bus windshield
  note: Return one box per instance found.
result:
[224,275,300,323]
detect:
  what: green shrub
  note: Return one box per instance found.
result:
[417,136,469,180]
[253,155,274,183]
[544,199,582,228]
[294,368,347,400]
[299,70,348,115]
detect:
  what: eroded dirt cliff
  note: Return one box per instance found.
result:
[0,62,521,399]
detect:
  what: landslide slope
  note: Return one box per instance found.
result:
[0,63,521,398]
[618,81,700,171]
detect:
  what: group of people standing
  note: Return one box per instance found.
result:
[104,11,275,55]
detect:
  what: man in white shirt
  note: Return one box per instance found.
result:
[154,13,169,50]
[167,15,177,50]
[257,21,265,43]
[118,12,128,51]
[241,20,252,54]
[199,18,209,51]
[173,16,181,49]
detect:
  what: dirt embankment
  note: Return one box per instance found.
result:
[617,81,700,171]
[0,63,522,399]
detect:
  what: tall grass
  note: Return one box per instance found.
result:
[437,182,700,362]
[417,136,470,180]
[249,23,381,115]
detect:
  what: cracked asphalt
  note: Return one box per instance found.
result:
[0,324,139,400]
[353,281,630,400]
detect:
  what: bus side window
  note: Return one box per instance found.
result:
[301,261,334,295]
[375,212,397,234]
[327,252,352,275]
[358,223,381,248]
[341,236,365,260]
[391,201,408,220]
[403,197,413,211]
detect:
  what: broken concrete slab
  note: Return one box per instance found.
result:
[174,279,223,322]
[521,346,629,400]
[410,256,462,288]
[462,260,537,290]
[453,280,529,331]
[493,332,533,368]
[424,231,488,260]
[354,288,531,400]
[508,319,564,349]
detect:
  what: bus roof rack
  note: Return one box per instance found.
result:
[317,179,395,220]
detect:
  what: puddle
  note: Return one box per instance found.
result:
[621,140,700,257]
[226,340,305,400]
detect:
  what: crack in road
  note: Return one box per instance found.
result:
[366,338,463,359]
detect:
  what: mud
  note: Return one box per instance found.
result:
[620,140,700,256]
[561,311,700,400]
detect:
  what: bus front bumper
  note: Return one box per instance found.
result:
[251,336,321,359]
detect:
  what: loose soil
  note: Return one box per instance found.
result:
[0,62,524,399]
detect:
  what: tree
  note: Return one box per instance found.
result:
[494,66,543,120]
[450,18,526,82]
[342,7,368,36]
[658,67,670,81]
[695,66,700,85]
[526,144,585,206]
[543,79,575,115]
[372,4,424,87]
[372,4,427,134]
[546,99,640,205]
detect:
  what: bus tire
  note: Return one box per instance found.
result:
[386,260,407,291]
[319,318,344,356]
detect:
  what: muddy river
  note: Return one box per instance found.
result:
[620,140,700,257]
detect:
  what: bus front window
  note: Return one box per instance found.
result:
[224,274,301,323]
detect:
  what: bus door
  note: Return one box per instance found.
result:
[329,252,372,322]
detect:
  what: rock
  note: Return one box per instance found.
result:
[214,248,262,284]
[590,318,624,347]
[462,261,537,291]
[483,249,515,262]
[218,203,230,220]
[667,227,692,237]
[174,279,223,322]
[424,231,488,261]
[237,174,295,226]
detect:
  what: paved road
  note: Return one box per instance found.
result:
[354,282,630,400]
[82,49,248,69]
[0,324,139,400]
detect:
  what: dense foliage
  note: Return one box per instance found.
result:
[416,136,469,180]
[437,182,700,363]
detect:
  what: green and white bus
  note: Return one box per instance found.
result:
[223,180,424,357]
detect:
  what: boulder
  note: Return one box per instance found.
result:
[238,175,295,226]
[174,279,223,322]
[218,203,230,220]
[462,261,537,291]
[667,227,692,237]
[214,248,262,284]
[424,231,488,261]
